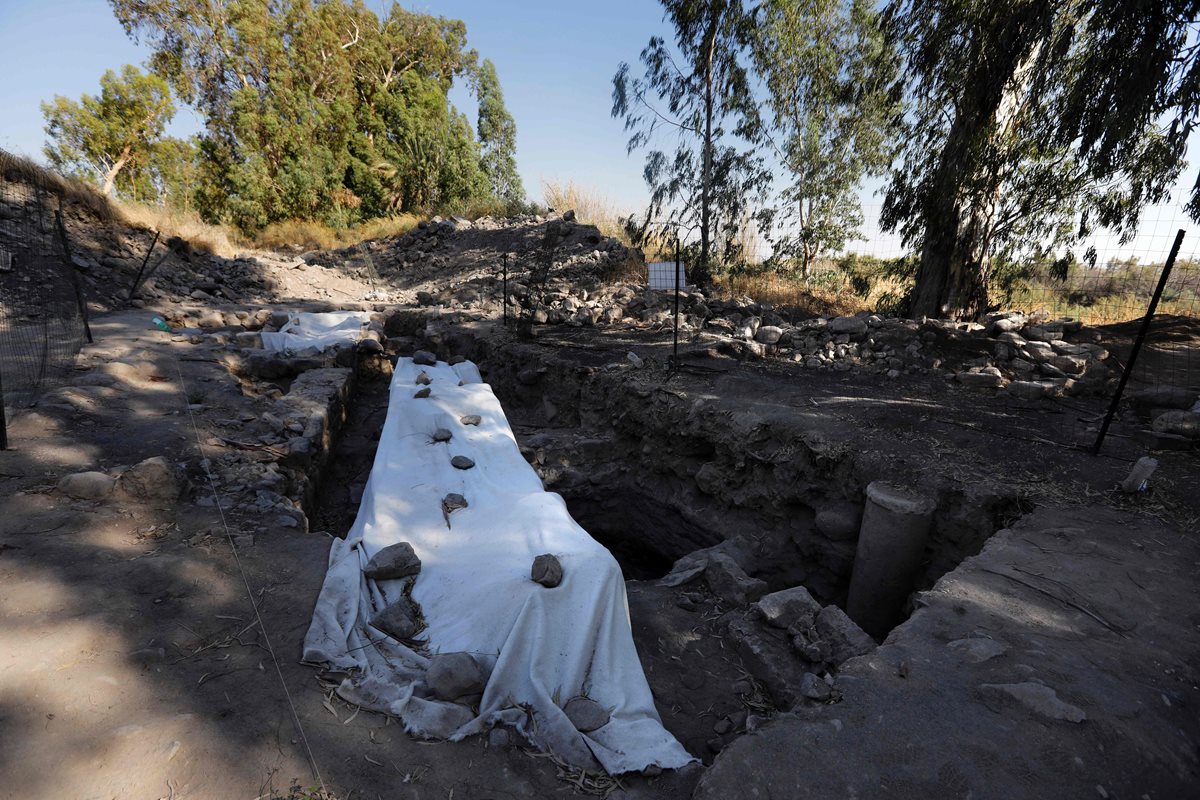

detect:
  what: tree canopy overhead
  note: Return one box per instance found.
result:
[102,0,522,230]
[880,0,1200,319]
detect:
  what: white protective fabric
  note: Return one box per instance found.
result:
[303,356,696,775]
[261,311,373,352]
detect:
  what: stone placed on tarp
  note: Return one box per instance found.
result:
[432,428,452,443]
[57,471,116,500]
[531,553,563,587]
[443,493,468,512]
[564,696,610,733]
[369,598,420,640]
[412,350,437,366]
[415,371,432,385]
[450,455,475,470]
[460,414,482,426]
[414,387,432,399]
[363,542,422,580]
[753,586,822,630]
[427,652,489,703]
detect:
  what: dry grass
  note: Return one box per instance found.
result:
[114,200,243,258]
[715,272,871,317]
[540,179,630,242]
[0,148,119,223]
[254,214,421,252]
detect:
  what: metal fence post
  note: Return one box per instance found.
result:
[1092,228,1186,455]
[672,236,681,370]
[129,229,161,301]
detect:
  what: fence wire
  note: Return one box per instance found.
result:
[0,170,88,417]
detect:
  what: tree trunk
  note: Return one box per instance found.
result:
[696,37,715,289]
[910,2,1049,320]
[101,144,133,197]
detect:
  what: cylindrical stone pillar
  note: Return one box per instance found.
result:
[846,481,937,638]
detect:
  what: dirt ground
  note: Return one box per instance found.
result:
[1,206,1199,799]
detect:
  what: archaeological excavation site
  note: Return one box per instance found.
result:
[2,155,1198,800]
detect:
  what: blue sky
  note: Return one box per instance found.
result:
[1,0,1196,262]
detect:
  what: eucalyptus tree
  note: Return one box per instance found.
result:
[750,0,897,277]
[476,58,524,208]
[613,0,769,286]
[881,0,1200,319]
[42,65,175,197]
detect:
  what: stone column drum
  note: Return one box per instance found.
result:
[846,481,937,638]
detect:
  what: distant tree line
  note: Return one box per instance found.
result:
[41,0,525,232]
[614,0,1200,319]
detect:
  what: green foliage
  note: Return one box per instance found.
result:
[612,0,770,285]
[476,58,524,208]
[751,0,897,275]
[880,0,1200,318]
[106,0,514,232]
[42,65,175,197]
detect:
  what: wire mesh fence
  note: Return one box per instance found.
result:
[0,166,89,438]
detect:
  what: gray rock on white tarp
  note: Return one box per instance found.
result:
[432,428,452,443]
[363,542,422,580]
[414,387,432,398]
[564,696,610,732]
[369,598,420,640]
[754,586,823,630]
[450,455,475,470]
[815,606,876,666]
[460,414,482,426]
[415,371,432,385]
[412,350,437,366]
[57,471,116,500]
[442,493,468,512]
[427,652,489,703]
[531,554,563,587]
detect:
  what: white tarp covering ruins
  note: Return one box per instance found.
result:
[302,355,695,775]
[260,311,373,352]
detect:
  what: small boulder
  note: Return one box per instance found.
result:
[427,652,489,703]
[754,586,822,630]
[414,387,432,399]
[432,428,452,443]
[116,457,184,506]
[799,672,832,701]
[460,414,482,426]
[442,493,469,512]
[828,316,868,336]
[450,455,475,470]
[815,605,875,666]
[412,350,438,366]
[531,554,563,587]
[563,696,610,733]
[415,371,432,385]
[754,325,784,345]
[705,553,768,606]
[369,598,420,640]
[57,471,115,500]
[363,542,422,580]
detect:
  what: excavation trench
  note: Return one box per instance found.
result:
[293,312,1027,762]
[308,312,1023,633]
